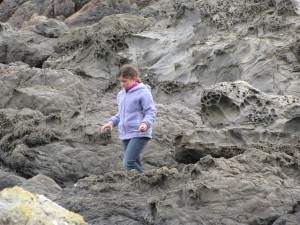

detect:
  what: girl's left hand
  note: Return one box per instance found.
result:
[139,123,148,132]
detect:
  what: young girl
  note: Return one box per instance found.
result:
[101,64,156,173]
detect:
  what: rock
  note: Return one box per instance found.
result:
[200,81,300,130]
[21,13,70,38]
[0,0,300,224]
[44,13,154,90]
[0,0,74,28]
[0,186,87,225]
[72,0,90,12]
[53,0,75,20]
[0,167,27,190]
[0,24,56,67]
[21,174,62,201]
[65,0,138,27]
[21,13,48,29]
[56,161,300,224]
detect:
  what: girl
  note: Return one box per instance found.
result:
[101,64,156,173]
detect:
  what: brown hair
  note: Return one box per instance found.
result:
[116,64,142,83]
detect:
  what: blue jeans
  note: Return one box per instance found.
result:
[122,137,150,173]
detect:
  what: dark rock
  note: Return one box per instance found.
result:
[0,0,300,224]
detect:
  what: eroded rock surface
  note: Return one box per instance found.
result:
[0,23,56,67]
[0,0,300,224]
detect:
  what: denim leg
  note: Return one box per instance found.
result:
[122,139,129,151]
[122,137,149,173]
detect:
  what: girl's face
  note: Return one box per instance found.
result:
[118,76,136,89]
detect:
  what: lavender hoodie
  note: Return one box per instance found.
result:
[108,83,156,140]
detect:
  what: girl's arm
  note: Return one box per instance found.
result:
[140,91,156,129]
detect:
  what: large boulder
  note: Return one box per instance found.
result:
[0,186,86,225]
[0,23,56,67]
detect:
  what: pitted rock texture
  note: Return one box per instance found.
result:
[0,0,300,224]
[44,13,154,90]
[200,81,300,129]
[57,161,300,225]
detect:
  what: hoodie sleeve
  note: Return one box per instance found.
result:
[141,89,156,128]
[108,92,122,126]
[108,111,120,127]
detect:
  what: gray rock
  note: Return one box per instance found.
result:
[0,0,74,28]
[44,13,154,90]
[21,14,70,38]
[0,25,56,67]
[0,166,27,190]
[0,0,300,224]
[65,0,139,27]
[21,174,62,201]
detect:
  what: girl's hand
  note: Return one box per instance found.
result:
[138,123,148,132]
[100,123,113,133]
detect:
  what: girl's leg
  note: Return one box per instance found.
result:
[122,139,130,151]
[122,137,149,173]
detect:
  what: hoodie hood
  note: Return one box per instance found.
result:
[126,83,151,93]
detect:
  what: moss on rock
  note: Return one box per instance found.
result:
[0,186,87,225]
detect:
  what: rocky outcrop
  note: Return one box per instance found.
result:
[0,23,56,67]
[200,81,300,129]
[0,0,75,28]
[21,14,70,38]
[0,0,300,224]
[44,13,154,90]
[57,164,300,225]
[64,0,139,27]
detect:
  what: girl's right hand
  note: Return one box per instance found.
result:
[100,123,113,133]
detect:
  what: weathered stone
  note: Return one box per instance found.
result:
[0,0,300,224]
[21,14,69,38]
[0,186,87,225]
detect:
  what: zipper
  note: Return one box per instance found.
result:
[122,92,127,134]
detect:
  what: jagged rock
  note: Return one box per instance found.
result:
[21,13,70,38]
[173,81,300,164]
[132,0,300,99]
[0,24,56,67]
[72,0,91,12]
[0,106,122,186]
[0,62,96,112]
[20,13,48,30]
[65,0,139,27]
[0,0,75,28]
[0,0,300,224]
[44,13,154,90]
[200,81,300,130]
[57,161,300,224]
[0,186,86,225]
